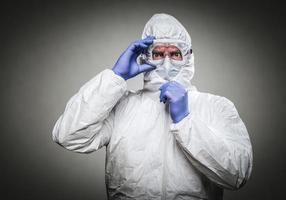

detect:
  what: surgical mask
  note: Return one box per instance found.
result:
[149,56,184,80]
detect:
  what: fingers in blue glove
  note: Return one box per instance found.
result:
[160,90,173,104]
[159,82,171,92]
[159,81,186,103]
[143,35,156,42]
[160,81,185,92]
[138,63,156,74]
[112,36,156,80]
[132,43,149,54]
[159,81,189,123]
[159,82,169,103]
[136,37,156,73]
[131,36,155,53]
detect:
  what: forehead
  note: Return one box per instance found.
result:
[152,44,181,52]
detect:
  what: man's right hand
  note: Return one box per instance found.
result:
[112,36,156,80]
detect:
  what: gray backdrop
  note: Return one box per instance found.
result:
[1,0,285,199]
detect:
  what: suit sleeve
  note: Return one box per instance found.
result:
[52,69,127,153]
[170,96,253,190]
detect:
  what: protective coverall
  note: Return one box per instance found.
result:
[52,13,253,200]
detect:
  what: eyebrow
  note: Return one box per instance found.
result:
[152,50,164,53]
[152,49,181,53]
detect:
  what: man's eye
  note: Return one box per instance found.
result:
[171,52,182,58]
[153,52,163,58]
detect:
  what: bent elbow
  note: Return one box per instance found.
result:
[52,131,82,152]
[52,120,73,149]
[52,128,69,148]
[52,116,65,143]
[51,116,77,149]
[214,168,251,191]
[223,152,253,190]
[223,172,251,191]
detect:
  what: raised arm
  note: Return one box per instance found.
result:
[52,36,156,153]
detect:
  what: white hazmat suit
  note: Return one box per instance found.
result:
[52,13,253,200]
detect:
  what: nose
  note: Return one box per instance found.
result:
[162,56,171,65]
[163,52,171,58]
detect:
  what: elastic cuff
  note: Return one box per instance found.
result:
[107,69,127,86]
[170,112,191,132]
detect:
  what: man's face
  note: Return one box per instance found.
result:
[152,45,182,60]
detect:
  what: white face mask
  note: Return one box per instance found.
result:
[154,56,184,80]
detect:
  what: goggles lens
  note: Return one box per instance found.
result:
[142,39,192,66]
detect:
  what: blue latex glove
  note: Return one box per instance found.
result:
[112,36,156,80]
[159,81,189,123]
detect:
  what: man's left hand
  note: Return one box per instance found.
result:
[159,81,189,123]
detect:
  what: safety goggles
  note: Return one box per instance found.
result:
[142,38,192,67]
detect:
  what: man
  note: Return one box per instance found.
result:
[52,13,253,200]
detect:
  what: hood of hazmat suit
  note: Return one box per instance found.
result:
[52,13,253,200]
[141,13,196,93]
